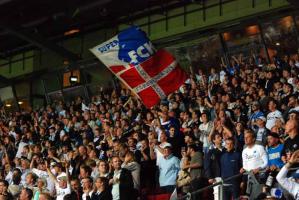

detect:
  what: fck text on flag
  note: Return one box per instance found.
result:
[90,26,187,108]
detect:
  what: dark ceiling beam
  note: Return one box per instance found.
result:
[0,75,9,83]
[1,25,80,62]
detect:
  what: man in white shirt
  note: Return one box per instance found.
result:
[241,129,268,173]
[46,162,71,200]
[277,149,299,199]
[266,100,284,130]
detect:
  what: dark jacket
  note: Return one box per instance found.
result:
[109,168,135,200]
[220,149,242,180]
[204,147,223,179]
[91,190,112,200]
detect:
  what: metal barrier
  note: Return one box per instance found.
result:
[179,173,244,200]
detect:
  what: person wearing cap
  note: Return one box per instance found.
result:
[254,116,269,146]
[266,132,284,173]
[46,161,71,200]
[157,143,180,193]
[276,149,299,199]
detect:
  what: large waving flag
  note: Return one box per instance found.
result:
[90,26,187,108]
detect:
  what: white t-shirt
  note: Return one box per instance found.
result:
[256,128,266,143]
[82,191,93,200]
[266,110,283,130]
[112,170,121,200]
[242,144,268,171]
[199,122,212,148]
[289,106,299,113]
[55,183,71,200]
[220,70,226,83]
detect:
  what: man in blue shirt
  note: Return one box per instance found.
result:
[157,144,180,193]
[266,132,284,170]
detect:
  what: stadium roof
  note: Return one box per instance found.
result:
[0,0,193,59]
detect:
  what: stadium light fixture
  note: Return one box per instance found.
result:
[70,76,78,84]
[5,103,11,107]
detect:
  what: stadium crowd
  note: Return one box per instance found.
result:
[0,53,299,200]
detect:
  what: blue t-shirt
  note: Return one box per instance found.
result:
[267,144,284,169]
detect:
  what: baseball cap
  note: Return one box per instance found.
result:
[163,143,172,149]
[57,176,67,181]
[256,116,266,122]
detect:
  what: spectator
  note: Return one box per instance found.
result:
[248,101,264,130]
[221,138,242,200]
[198,112,213,154]
[0,180,13,199]
[204,132,223,183]
[241,129,268,173]
[109,156,135,200]
[276,149,299,199]
[266,100,284,130]
[282,119,299,163]
[92,177,112,200]
[81,177,93,200]
[121,151,140,192]
[97,160,109,178]
[19,188,33,200]
[46,162,71,200]
[70,178,83,200]
[157,144,180,193]
[254,116,268,146]
[266,132,284,170]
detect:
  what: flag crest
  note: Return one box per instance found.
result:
[90,26,187,108]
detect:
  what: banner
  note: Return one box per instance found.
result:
[90,26,187,108]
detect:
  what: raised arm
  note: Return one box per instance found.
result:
[276,151,299,199]
[46,161,58,184]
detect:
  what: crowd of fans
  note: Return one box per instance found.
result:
[0,52,299,200]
